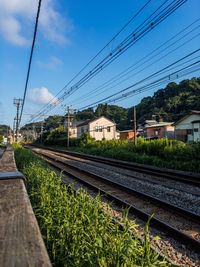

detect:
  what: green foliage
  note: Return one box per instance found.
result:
[72,138,200,172]
[44,125,67,146]
[14,146,169,266]
[135,77,200,124]
[0,134,3,143]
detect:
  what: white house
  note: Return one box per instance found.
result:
[76,116,117,140]
[174,110,200,142]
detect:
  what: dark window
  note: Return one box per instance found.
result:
[194,128,198,132]
[187,129,193,134]
[81,127,84,134]
[99,126,102,132]
[95,126,98,132]
[107,126,111,132]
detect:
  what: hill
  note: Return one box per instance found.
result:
[134,77,200,124]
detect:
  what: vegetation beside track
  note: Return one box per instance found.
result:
[39,135,200,172]
[14,144,169,267]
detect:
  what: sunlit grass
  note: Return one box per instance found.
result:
[14,145,170,266]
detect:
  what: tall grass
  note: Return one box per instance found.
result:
[70,138,200,172]
[14,145,169,266]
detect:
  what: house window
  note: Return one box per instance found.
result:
[95,126,98,132]
[99,126,102,132]
[81,127,84,134]
[194,128,198,132]
[187,129,193,134]
[154,129,160,136]
[107,126,111,132]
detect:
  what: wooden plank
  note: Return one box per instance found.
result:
[0,179,52,267]
[0,146,52,266]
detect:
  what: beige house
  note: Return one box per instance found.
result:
[174,110,200,142]
[77,116,117,140]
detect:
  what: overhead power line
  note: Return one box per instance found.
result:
[31,0,152,120]
[30,0,188,122]
[71,19,200,106]
[78,49,200,109]
[18,0,42,126]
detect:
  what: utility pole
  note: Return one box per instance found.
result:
[133,106,137,145]
[13,117,16,143]
[13,98,23,143]
[67,106,70,148]
[40,121,44,143]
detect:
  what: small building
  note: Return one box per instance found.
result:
[119,130,136,140]
[76,116,117,140]
[144,122,174,139]
[64,120,84,139]
[174,110,200,142]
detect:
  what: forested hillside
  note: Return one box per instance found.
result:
[22,77,200,131]
[135,77,200,124]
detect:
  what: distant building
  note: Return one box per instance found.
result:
[76,116,117,140]
[174,110,200,142]
[144,122,174,139]
[119,130,136,140]
[64,119,83,139]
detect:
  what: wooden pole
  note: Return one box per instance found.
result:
[134,106,137,145]
[67,106,70,148]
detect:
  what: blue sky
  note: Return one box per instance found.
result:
[0,0,200,127]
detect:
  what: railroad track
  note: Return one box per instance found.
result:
[29,145,200,187]
[28,146,200,254]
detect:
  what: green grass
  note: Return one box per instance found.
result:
[14,145,170,267]
[68,137,200,172]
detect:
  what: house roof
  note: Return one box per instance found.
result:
[76,119,92,127]
[174,110,200,126]
[76,116,116,127]
[145,122,173,128]
[143,120,158,126]
[119,129,134,133]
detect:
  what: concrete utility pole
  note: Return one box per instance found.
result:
[133,106,137,145]
[13,98,23,143]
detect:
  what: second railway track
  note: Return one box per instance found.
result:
[30,144,200,187]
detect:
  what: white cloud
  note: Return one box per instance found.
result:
[28,87,59,105]
[0,0,73,46]
[37,56,63,69]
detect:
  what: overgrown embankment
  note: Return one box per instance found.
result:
[70,136,200,172]
[14,144,169,267]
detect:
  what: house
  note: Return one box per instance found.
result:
[64,118,84,139]
[119,130,136,140]
[144,122,174,139]
[174,110,200,142]
[76,116,117,140]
